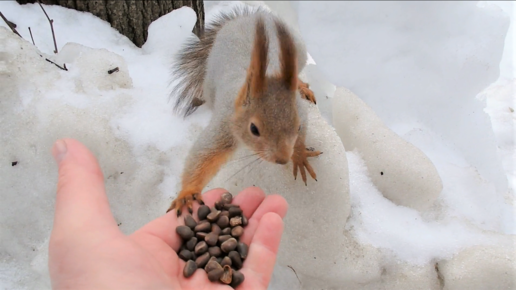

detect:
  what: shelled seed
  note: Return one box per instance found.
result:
[220,256,232,267]
[229,216,242,227]
[236,242,248,259]
[183,260,197,278]
[176,226,194,240]
[194,241,208,255]
[206,209,221,222]
[208,268,224,282]
[179,249,193,262]
[228,250,243,270]
[211,224,221,235]
[205,259,223,273]
[228,206,242,217]
[186,237,197,251]
[221,192,233,204]
[221,238,237,253]
[217,215,229,228]
[230,271,245,288]
[220,265,233,284]
[195,252,210,268]
[197,205,211,220]
[196,232,208,240]
[194,220,211,232]
[221,227,231,235]
[218,235,232,244]
[231,226,243,238]
[241,214,248,227]
[208,246,222,257]
[184,215,197,229]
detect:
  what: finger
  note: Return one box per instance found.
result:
[51,138,118,239]
[231,186,266,219]
[239,194,288,246]
[293,164,298,180]
[240,213,284,289]
[134,188,226,251]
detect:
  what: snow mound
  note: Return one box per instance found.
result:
[332,87,442,211]
[438,242,516,290]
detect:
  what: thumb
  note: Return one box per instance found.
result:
[51,139,118,239]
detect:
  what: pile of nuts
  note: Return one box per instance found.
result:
[175,192,248,288]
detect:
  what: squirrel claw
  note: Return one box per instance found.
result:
[298,80,317,104]
[292,147,320,185]
[167,191,204,216]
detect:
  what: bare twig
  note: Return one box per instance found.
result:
[36,0,58,53]
[108,67,119,74]
[28,27,35,45]
[287,265,301,284]
[0,11,22,38]
[45,58,68,71]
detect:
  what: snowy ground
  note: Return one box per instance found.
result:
[0,1,514,289]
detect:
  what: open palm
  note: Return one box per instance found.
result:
[48,139,288,290]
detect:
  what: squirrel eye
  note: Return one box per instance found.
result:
[250,123,260,137]
[298,125,302,132]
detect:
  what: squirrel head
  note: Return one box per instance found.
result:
[231,17,300,165]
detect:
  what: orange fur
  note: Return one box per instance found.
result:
[167,147,235,214]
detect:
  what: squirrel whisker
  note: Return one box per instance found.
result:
[224,157,261,183]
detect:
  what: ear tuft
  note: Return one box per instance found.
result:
[250,17,269,97]
[275,20,297,91]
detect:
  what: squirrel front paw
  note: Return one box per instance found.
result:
[298,80,317,105]
[167,191,204,216]
[291,147,323,185]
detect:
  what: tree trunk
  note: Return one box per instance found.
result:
[16,0,204,47]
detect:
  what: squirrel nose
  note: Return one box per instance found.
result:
[275,158,288,165]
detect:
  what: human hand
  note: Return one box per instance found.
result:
[48,139,288,290]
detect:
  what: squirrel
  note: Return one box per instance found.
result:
[167,6,322,215]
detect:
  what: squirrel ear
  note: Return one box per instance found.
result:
[275,20,297,92]
[249,17,268,97]
[236,17,268,108]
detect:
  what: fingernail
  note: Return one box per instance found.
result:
[52,139,67,164]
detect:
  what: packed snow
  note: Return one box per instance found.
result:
[0,1,514,289]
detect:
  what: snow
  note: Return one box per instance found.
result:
[332,87,442,212]
[296,1,511,195]
[0,1,514,290]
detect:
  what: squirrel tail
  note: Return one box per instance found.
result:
[170,5,267,118]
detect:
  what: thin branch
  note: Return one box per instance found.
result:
[45,58,68,71]
[287,265,301,284]
[0,11,22,38]
[36,0,58,53]
[108,67,119,74]
[28,27,35,45]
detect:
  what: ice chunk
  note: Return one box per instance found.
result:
[142,7,197,56]
[206,101,351,287]
[332,87,442,211]
[296,1,510,194]
[437,242,516,290]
